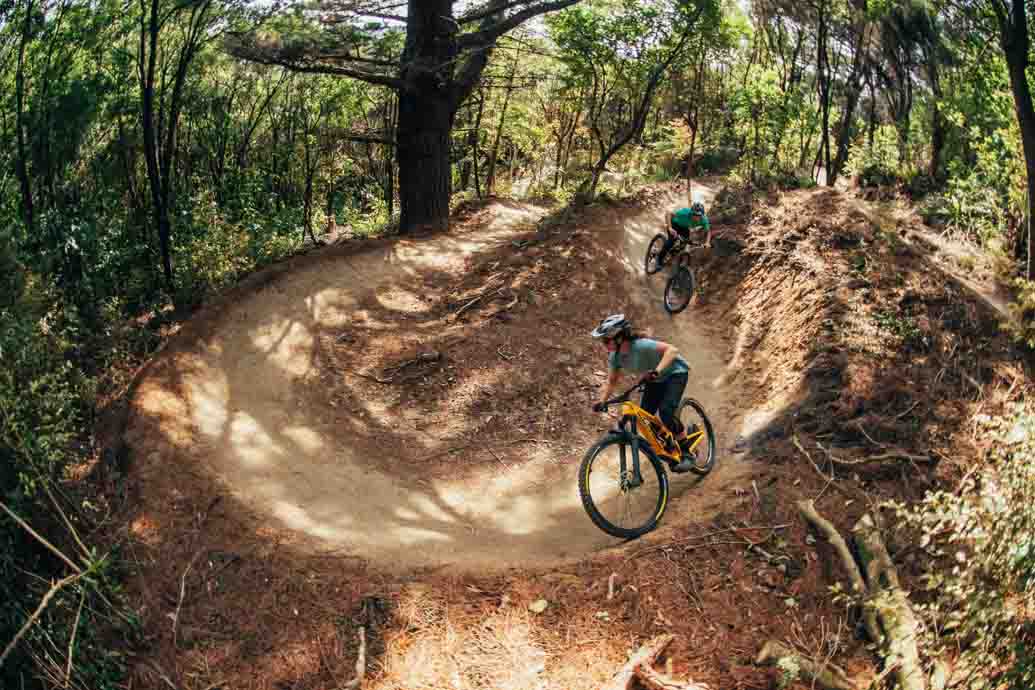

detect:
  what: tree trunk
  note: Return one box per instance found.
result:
[815,0,832,185]
[473,89,485,198]
[397,0,457,233]
[14,0,35,233]
[385,93,398,218]
[1000,0,1035,279]
[460,103,475,191]
[829,30,866,186]
[830,87,861,185]
[139,0,174,294]
[485,54,517,195]
[397,86,454,233]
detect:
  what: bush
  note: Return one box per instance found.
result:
[895,404,1035,689]
[1004,278,1035,349]
[846,125,901,187]
[0,281,132,688]
[695,146,740,174]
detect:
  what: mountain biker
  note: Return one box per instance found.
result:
[590,314,698,472]
[656,201,711,267]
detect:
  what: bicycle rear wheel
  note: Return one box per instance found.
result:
[664,265,695,314]
[645,233,667,275]
[579,434,669,539]
[678,399,717,476]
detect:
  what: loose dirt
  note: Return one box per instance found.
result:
[124,189,758,573]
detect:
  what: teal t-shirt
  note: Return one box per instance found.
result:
[672,207,710,232]
[608,339,689,381]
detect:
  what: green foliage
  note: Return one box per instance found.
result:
[874,308,928,350]
[0,275,134,687]
[1004,278,1035,350]
[895,404,1035,689]
[846,125,902,187]
[775,656,801,689]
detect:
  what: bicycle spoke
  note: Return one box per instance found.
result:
[584,442,663,535]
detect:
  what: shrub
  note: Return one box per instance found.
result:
[1004,278,1035,350]
[845,125,901,187]
[895,404,1035,689]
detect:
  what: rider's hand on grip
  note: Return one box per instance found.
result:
[592,401,607,413]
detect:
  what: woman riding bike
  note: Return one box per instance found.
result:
[591,314,698,472]
[656,201,711,267]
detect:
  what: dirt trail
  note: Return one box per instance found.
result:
[127,190,759,573]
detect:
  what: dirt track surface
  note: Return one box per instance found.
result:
[126,189,756,572]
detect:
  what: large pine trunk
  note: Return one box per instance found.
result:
[397,0,457,234]
[397,87,454,233]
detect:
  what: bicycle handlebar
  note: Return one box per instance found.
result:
[600,379,648,409]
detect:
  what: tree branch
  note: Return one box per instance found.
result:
[228,43,404,88]
[0,574,82,669]
[458,0,580,49]
[459,0,550,24]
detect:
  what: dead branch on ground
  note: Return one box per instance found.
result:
[172,548,204,647]
[600,634,709,690]
[0,501,82,575]
[754,640,856,690]
[795,500,927,690]
[0,573,83,668]
[425,437,551,460]
[344,351,443,385]
[342,627,366,690]
[65,588,86,687]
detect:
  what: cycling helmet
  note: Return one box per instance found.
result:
[690,202,705,216]
[591,313,631,339]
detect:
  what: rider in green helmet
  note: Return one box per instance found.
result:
[657,201,711,266]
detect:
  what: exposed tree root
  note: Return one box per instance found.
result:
[792,500,927,690]
[601,634,709,690]
[754,640,857,690]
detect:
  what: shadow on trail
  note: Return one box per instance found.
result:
[126,200,640,576]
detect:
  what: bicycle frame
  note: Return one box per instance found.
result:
[611,397,708,485]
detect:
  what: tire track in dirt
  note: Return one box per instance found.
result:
[126,192,758,573]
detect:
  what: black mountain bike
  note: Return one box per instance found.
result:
[645,233,699,314]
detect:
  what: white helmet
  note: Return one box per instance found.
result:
[591,313,630,339]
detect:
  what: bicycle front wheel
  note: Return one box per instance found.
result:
[645,233,667,275]
[664,265,695,314]
[579,434,669,539]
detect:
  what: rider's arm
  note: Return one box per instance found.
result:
[703,216,712,247]
[598,369,622,405]
[664,211,674,235]
[653,341,680,375]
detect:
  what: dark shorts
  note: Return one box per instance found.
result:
[640,372,688,434]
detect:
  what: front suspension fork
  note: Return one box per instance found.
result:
[617,416,644,488]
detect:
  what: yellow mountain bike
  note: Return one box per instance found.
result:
[580,379,716,539]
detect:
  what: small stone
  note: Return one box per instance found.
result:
[1006,421,1027,445]
[528,599,549,614]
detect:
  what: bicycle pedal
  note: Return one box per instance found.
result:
[670,458,695,474]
